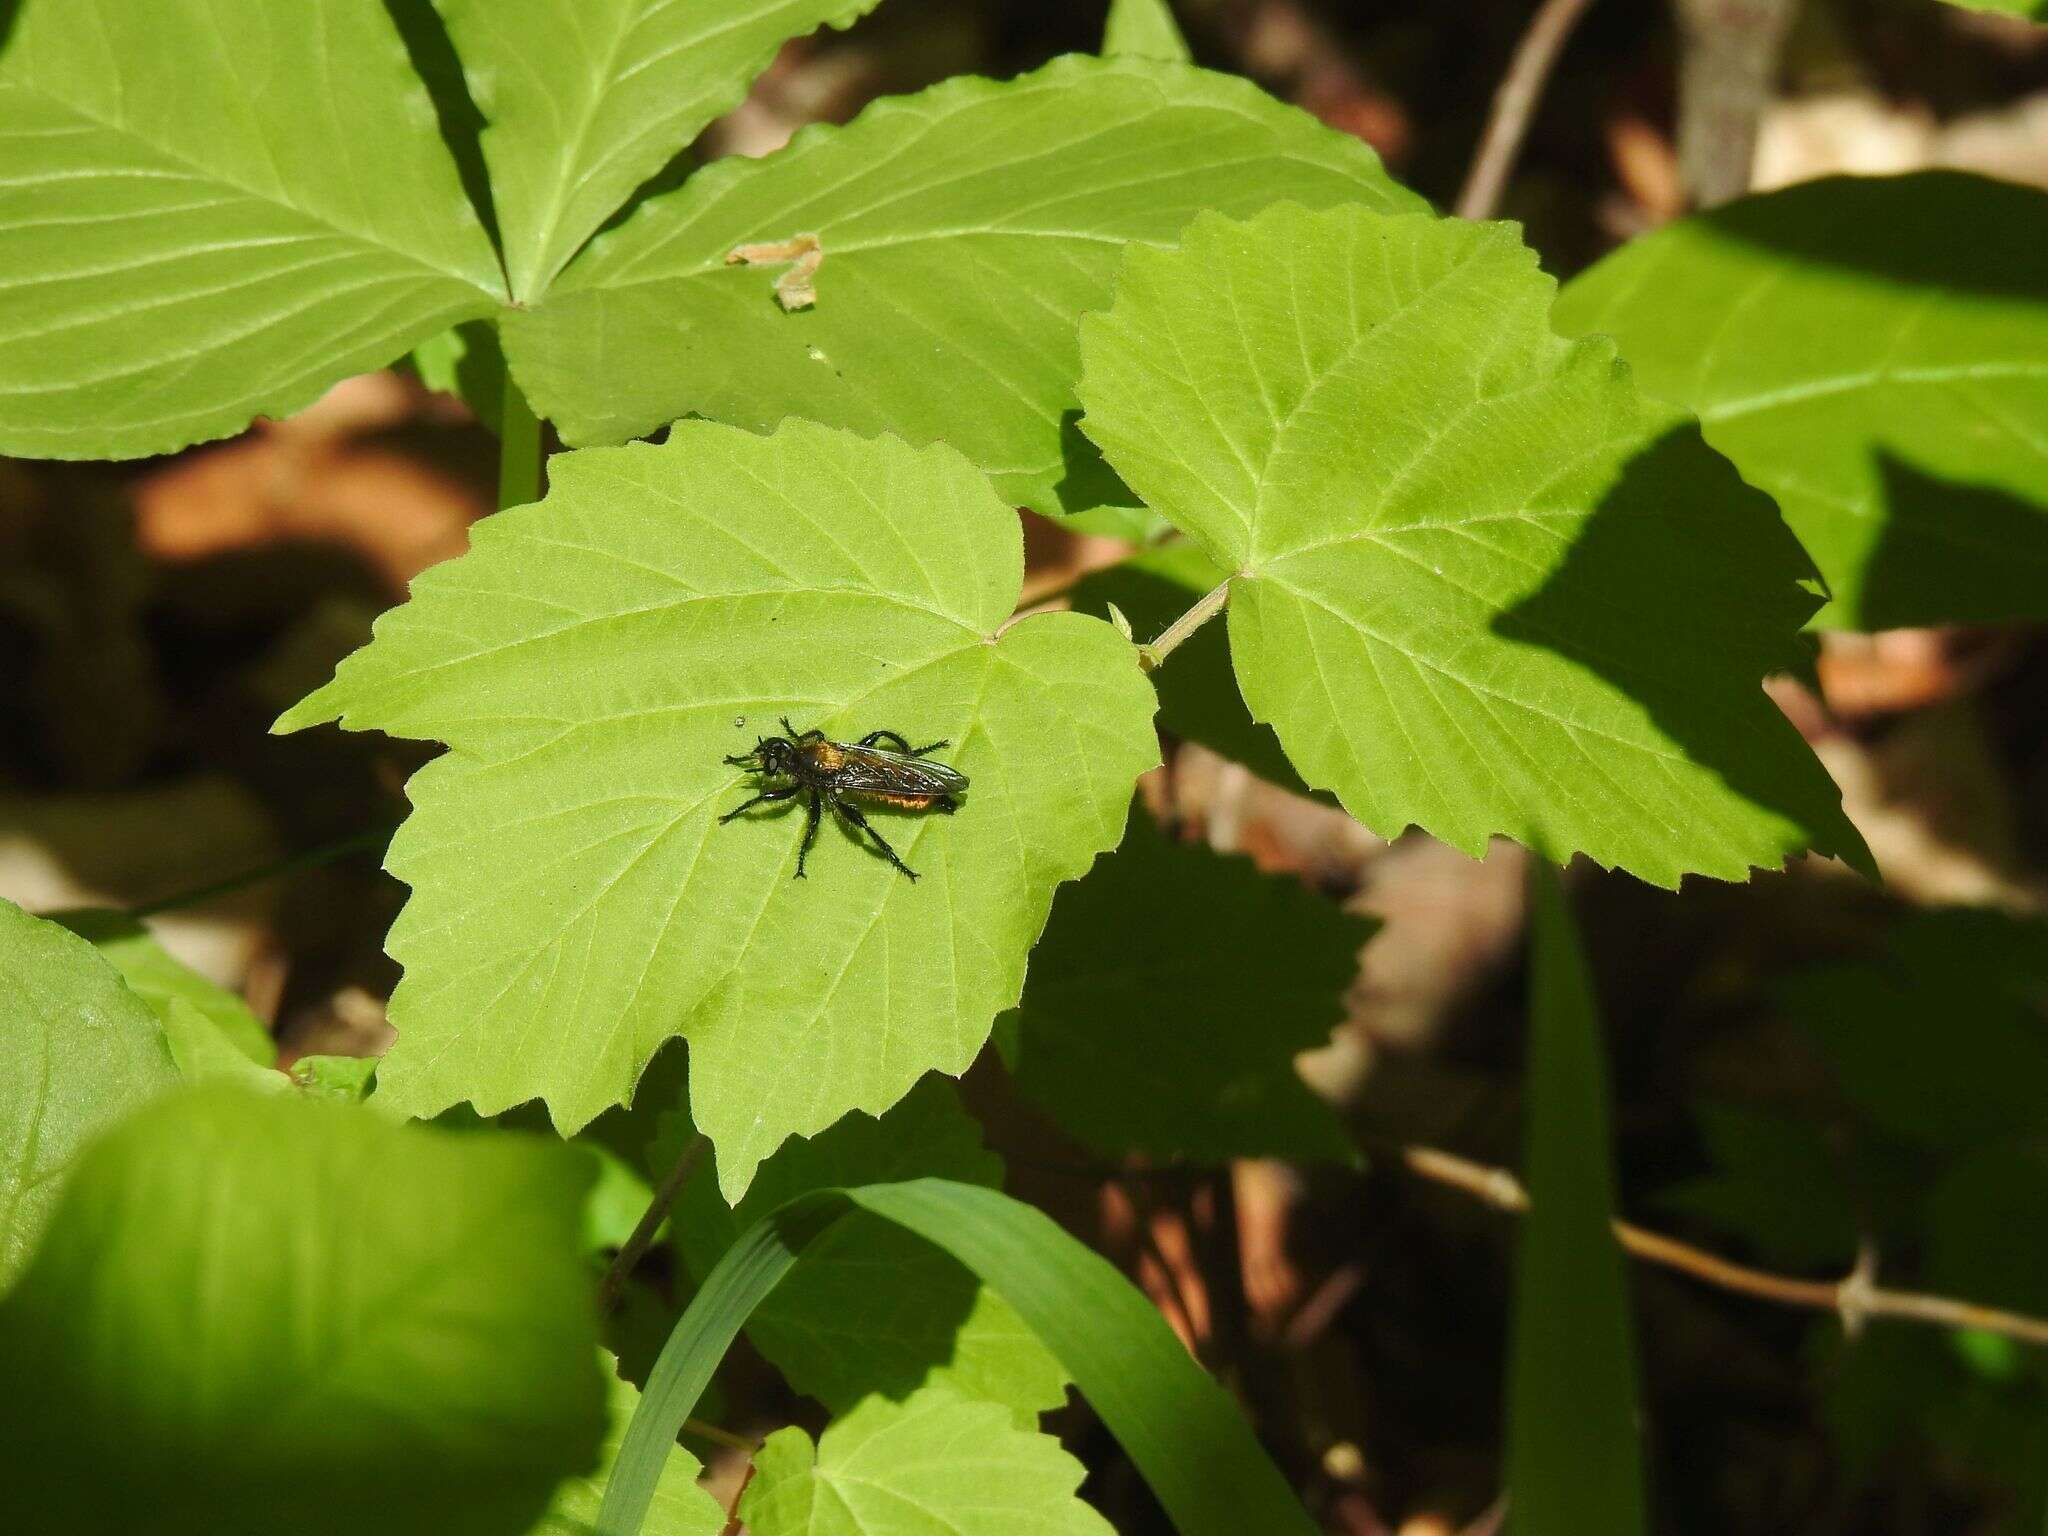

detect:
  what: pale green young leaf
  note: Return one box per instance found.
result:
[0,0,506,461]
[0,899,176,1285]
[1104,0,1193,61]
[432,0,883,301]
[1002,809,1367,1162]
[155,997,291,1092]
[536,1362,724,1536]
[1079,203,1869,887]
[503,54,1420,514]
[0,1086,606,1536]
[277,420,1157,1197]
[740,1386,1113,1536]
[671,1078,1067,1422]
[1554,173,2048,629]
[1509,864,1647,1535]
[52,908,273,1065]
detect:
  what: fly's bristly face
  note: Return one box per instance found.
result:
[717,717,968,882]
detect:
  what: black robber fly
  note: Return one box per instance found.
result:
[719,718,967,881]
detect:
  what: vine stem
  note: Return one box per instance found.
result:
[1400,1145,2048,1347]
[596,1132,709,1315]
[1140,576,1232,672]
[1455,0,1601,221]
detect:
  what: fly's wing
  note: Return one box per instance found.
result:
[832,745,969,797]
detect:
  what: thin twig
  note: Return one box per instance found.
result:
[1455,0,1601,221]
[1399,1145,2048,1347]
[597,1133,709,1314]
[1674,0,1796,208]
[1140,576,1232,671]
[129,823,398,919]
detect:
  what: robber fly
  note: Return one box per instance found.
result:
[719,718,967,881]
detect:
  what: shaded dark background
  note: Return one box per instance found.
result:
[5,2,2048,1532]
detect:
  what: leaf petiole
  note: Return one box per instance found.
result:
[1138,575,1232,672]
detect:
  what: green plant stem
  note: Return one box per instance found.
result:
[596,1133,709,1314]
[498,375,544,510]
[131,824,397,919]
[1140,575,1231,672]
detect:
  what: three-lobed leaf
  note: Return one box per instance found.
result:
[0,899,177,1286]
[278,418,1158,1197]
[0,1085,606,1536]
[1555,172,2048,629]
[503,54,1423,514]
[669,1078,1068,1421]
[1079,202,1870,887]
[1000,808,1367,1162]
[431,0,883,302]
[0,0,504,459]
[740,1386,1113,1536]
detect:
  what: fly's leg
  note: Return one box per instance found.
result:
[856,730,950,757]
[782,716,825,743]
[794,789,823,879]
[831,797,919,881]
[718,785,799,823]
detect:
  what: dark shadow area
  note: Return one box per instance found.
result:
[1676,170,2048,303]
[1492,424,1870,873]
[1854,451,2048,630]
[1056,407,1144,515]
[383,0,500,250]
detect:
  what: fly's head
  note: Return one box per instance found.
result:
[725,734,801,778]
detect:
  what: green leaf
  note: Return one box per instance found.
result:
[433,0,884,302]
[1783,907,2048,1150]
[289,1052,381,1101]
[672,1078,1067,1421]
[537,1361,724,1536]
[1926,1139,2048,1315]
[1078,202,1869,888]
[1002,808,1367,1161]
[1554,172,2048,629]
[0,1085,606,1536]
[53,908,273,1065]
[277,419,1158,1197]
[1933,0,2046,17]
[0,898,176,1287]
[409,317,510,435]
[741,1385,1112,1536]
[0,0,505,460]
[1508,864,1646,1535]
[1658,1102,1857,1269]
[1069,542,1311,794]
[503,54,1421,514]
[1104,0,1192,62]
[601,1179,1321,1536]
[156,997,291,1091]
